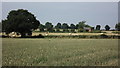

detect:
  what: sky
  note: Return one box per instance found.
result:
[1,0,119,2]
[118,1,120,22]
[2,2,118,29]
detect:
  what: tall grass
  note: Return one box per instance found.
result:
[2,38,118,66]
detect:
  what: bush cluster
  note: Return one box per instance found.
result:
[45,34,120,39]
[1,34,119,39]
[112,31,120,34]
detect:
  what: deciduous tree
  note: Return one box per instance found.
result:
[45,22,53,32]
[105,25,110,31]
[96,25,101,30]
[115,22,120,31]
[2,9,40,37]
[39,24,45,32]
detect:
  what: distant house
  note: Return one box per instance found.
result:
[83,27,92,32]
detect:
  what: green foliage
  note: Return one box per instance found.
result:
[75,21,92,32]
[100,34,108,38]
[96,25,101,30]
[105,25,110,31]
[44,35,119,39]
[70,24,76,29]
[76,21,86,29]
[70,29,75,33]
[45,22,53,32]
[112,31,120,34]
[2,9,40,37]
[55,29,60,32]
[63,29,69,33]
[62,23,69,29]
[115,22,120,31]
[55,23,62,32]
[2,20,13,34]
[78,28,84,32]
[55,23,62,29]
[91,30,101,33]
[39,24,45,32]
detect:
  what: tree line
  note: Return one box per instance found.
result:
[38,21,112,33]
[1,9,120,37]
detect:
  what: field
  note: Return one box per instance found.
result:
[32,32,119,36]
[1,31,119,37]
[2,38,118,66]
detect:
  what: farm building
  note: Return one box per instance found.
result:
[83,27,93,32]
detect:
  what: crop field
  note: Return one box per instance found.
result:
[1,31,119,36]
[32,32,119,36]
[2,38,118,66]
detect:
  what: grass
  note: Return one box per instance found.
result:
[2,38,118,66]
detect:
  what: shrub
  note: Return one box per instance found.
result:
[0,35,9,38]
[78,29,84,32]
[112,31,120,34]
[91,30,101,33]
[70,29,75,33]
[89,35,100,39]
[63,29,69,33]
[21,34,44,38]
[78,35,87,38]
[100,34,108,38]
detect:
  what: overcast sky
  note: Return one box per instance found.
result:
[1,0,119,2]
[2,2,118,29]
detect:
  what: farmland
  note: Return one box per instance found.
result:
[2,38,118,66]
